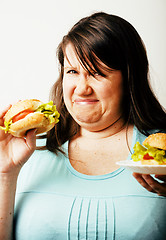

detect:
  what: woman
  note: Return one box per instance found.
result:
[0,12,166,240]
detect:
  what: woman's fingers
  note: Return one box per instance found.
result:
[26,129,37,153]
[133,173,156,193]
[141,174,166,195]
[133,172,166,196]
[8,129,37,169]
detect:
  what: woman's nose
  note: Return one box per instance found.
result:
[74,74,92,95]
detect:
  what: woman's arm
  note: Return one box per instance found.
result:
[0,174,18,240]
[133,173,166,197]
[0,105,36,240]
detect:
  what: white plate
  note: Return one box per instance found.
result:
[116,160,166,175]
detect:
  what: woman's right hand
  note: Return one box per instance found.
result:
[0,105,36,176]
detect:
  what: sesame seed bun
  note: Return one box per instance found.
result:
[143,133,166,150]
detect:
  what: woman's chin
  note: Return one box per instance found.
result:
[74,112,101,124]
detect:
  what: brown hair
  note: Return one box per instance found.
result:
[46,12,166,153]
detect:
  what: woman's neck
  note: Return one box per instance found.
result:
[79,117,127,139]
[69,122,134,175]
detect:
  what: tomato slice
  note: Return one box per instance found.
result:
[143,153,154,160]
[12,110,34,123]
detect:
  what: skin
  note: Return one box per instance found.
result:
[63,43,124,133]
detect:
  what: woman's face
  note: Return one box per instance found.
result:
[63,43,124,132]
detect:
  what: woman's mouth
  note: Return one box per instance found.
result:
[73,98,99,105]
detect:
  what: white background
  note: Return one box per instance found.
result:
[0,0,165,109]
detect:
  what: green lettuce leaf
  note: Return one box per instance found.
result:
[131,142,166,163]
[0,120,12,133]
[35,101,60,124]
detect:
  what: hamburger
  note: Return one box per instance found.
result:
[131,133,166,165]
[0,99,60,137]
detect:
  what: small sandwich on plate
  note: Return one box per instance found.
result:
[131,133,166,165]
[0,99,60,137]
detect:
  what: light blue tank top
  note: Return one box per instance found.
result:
[14,126,166,239]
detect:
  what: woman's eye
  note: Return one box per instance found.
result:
[67,70,77,74]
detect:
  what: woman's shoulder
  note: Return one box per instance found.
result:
[26,139,68,167]
[16,141,68,192]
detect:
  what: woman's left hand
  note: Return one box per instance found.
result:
[133,173,166,197]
